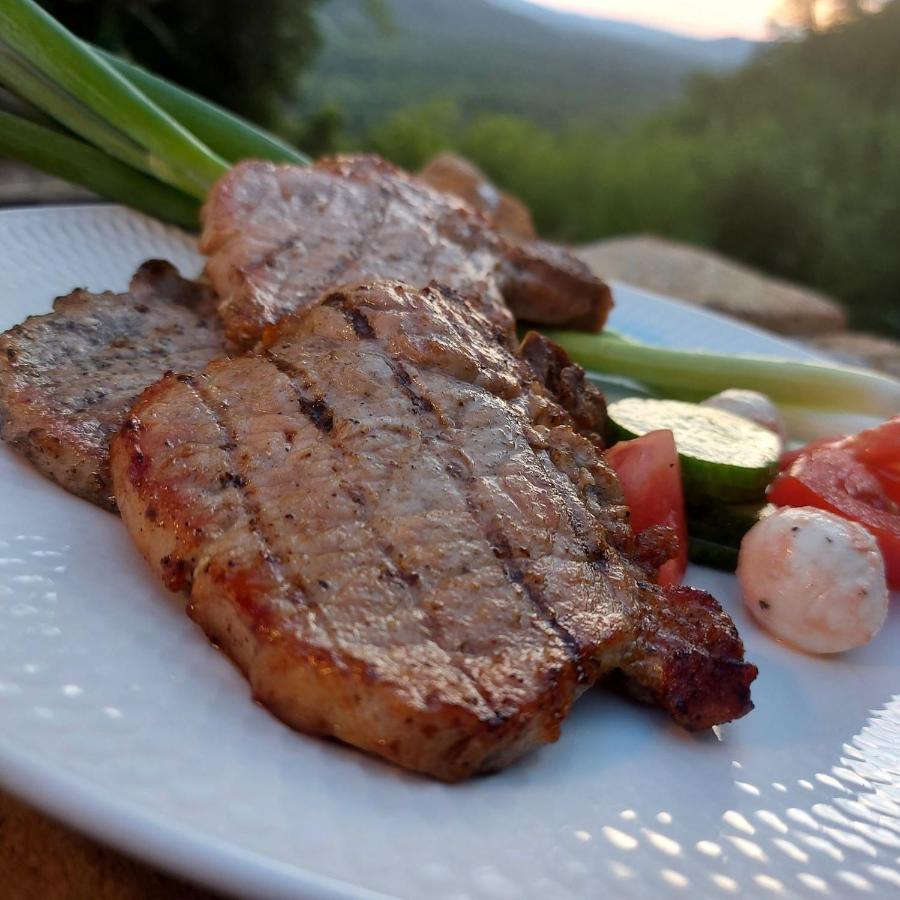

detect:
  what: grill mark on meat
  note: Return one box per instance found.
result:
[298,307,586,687]
[339,173,448,291]
[386,361,589,685]
[309,293,589,686]
[242,176,393,319]
[261,350,336,435]
[483,526,588,684]
[0,261,223,510]
[183,373,344,653]
[387,359,437,415]
[245,235,299,275]
[324,293,376,339]
[261,350,502,719]
[322,291,439,420]
[322,183,393,286]
[274,368,501,716]
[296,396,335,434]
[312,182,395,291]
[530,448,608,563]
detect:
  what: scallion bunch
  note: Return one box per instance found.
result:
[0,0,307,227]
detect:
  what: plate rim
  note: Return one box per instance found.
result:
[608,278,834,364]
[0,734,390,900]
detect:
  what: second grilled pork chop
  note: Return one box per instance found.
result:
[112,280,756,780]
[0,261,224,510]
[201,155,613,347]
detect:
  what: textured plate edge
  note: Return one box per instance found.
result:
[608,278,835,363]
[0,202,194,232]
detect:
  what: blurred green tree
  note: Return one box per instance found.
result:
[36,0,393,132]
[39,0,324,128]
[769,0,885,34]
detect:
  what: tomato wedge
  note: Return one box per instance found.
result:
[841,416,900,504]
[605,429,687,586]
[780,436,843,471]
[769,444,900,591]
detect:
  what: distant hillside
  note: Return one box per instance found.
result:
[487,0,760,69]
[303,0,760,134]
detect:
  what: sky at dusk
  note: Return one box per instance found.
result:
[526,0,775,39]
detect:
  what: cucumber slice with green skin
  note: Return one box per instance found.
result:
[607,398,781,502]
[687,500,769,548]
[688,536,740,571]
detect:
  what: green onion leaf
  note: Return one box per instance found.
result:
[0,110,200,229]
[96,49,309,166]
[547,329,900,420]
[0,43,150,172]
[0,0,228,197]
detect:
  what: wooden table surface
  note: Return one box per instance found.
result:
[0,789,219,900]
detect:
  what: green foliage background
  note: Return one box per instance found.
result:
[360,2,900,337]
[302,0,754,134]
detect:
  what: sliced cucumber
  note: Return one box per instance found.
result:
[687,499,769,548]
[688,536,740,572]
[607,398,781,502]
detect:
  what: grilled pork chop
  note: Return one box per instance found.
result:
[111,280,756,781]
[0,261,224,510]
[200,154,612,347]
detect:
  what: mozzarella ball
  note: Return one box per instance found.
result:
[737,506,888,654]
[702,389,785,443]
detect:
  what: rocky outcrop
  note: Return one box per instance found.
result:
[577,235,847,336]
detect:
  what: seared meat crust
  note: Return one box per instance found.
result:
[112,280,755,780]
[518,330,607,441]
[0,261,224,510]
[200,155,612,347]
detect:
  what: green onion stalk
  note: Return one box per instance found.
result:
[545,329,900,440]
[0,0,309,228]
[0,0,898,434]
[0,0,228,196]
[0,109,200,228]
[96,50,309,167]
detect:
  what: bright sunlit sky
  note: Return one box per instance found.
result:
[527,0,775,39]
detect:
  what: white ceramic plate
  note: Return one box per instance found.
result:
[0,205,898,900]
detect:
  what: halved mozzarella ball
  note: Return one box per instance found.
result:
[702,389,785,444]
[737,506,888,654]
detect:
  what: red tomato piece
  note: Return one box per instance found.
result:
[781,417,900,499]
[605,429,687,586]
[780,436,844,471]
[768,445,900,591]
[841,416,900,503]
[843,416,900,465]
